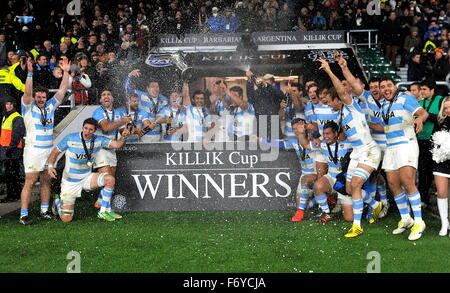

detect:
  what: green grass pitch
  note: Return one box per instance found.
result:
[1,196,449,273]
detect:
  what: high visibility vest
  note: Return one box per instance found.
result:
[0,112,23,148]
[0,68,26,92]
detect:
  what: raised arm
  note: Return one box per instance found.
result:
[296,122,312,150]
[124,69,140,94]
[182,82,191,106]
[53,57,71,103]
[22,57,34,105]
[318,58,352,105]
[335,52,364,97]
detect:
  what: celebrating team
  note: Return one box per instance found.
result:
[16,53,441,241]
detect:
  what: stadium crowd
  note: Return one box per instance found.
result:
[0,1,450,241]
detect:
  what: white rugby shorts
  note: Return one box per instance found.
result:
[23,146,52,173]
[382,140,419,171]
[94,148,117,168]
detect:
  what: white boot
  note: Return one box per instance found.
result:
[437,198,449,236]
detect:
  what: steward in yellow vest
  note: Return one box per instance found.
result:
[0,96,25,160]
[0,96,25,202]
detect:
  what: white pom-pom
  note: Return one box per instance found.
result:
[432,130,450,163]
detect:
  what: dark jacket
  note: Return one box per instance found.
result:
[0,110,25,160]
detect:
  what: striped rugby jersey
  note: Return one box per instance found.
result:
[117,107,150,143]
[336,98,374,148]
[283,104,306,141]
[358,90,387,148]
[312,139,353,178]
[124,77,169,114]
[57,132,111,183]
[22,96,60,149]
[92,106,125,144]
[185,105,212,142]
[379,92,421,147]
[310,104,339,136]
[226,102,256,137]
[159,105,187,141]
[285,139,316,176]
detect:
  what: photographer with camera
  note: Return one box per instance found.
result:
[68,63,92,105]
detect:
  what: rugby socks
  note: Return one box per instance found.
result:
[378,182,387,204]
[406,191,422,222]
[41,203,49,214]
[54,198,62,217]
[307,197,317,209]
[96,194,103,206]
[298,186,311,210]
[316,193,330,213]
[99,187,114,213]
[393,192,412,222]
[352,199,364,227]
[362,184,380,210]
[20,209,28,218]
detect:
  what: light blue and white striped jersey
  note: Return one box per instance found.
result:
[311,104,339,136]
[358,90,387,148]
[117,107,150,143]
[22,96,60,149]
[286,139,316,176]
[284,104,306,141]
[337,98,374,148]
[124,77,169,114]
[92,106,124,143]
[227,102,256,137]
[379,92,421,147]
[159,105,187,141]
[304,101,317,123]
[185,105,212,142]
[312,139,353,178]
[57,132,111,183]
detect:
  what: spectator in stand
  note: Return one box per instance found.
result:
[431,47,449,81]
[34,55,53,86]
[312,11,327,31]
[403,27,423,65]
[41,40,57,61]
[262,8,278,31]
[408,52,425,81]
[221,9,239,33]
[382,11,403,69]
[328,9,344,30]
[277,3,295,31]
[0,33,8,67]
[57,42,73,60]
[207,7,224,32]
[197,6,209,33]
[49,66,62,89]
[168,11,189,36]
[69,63,92,106]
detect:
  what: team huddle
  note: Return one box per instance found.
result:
[17,52,436,241]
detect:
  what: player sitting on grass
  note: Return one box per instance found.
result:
[46,118,130,222]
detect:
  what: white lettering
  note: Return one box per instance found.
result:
[251,173,272,197]
[132,174,164,199]
[229,173,249,198]
[275,172,291,197]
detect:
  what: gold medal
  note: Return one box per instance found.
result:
[86,161,92,167]
[337,166,342,171]
[386,126,390,132]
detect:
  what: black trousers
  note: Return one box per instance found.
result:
[417,139,434,204]
[4,158,23,199]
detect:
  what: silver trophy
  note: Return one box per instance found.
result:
[171,51,194,81]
